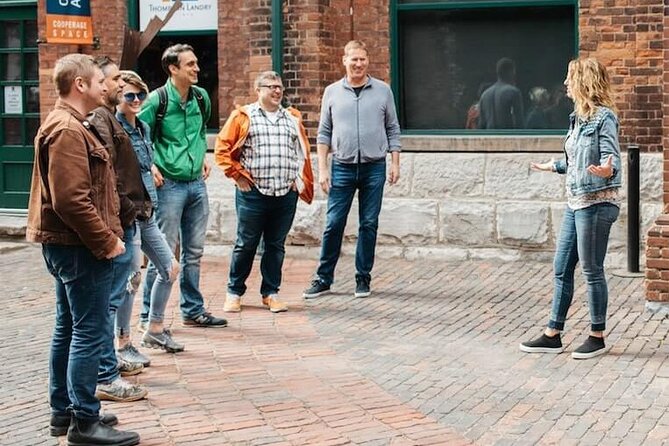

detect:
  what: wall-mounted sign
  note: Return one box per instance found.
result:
[46,0,93,45]
[139,0,217,32]
[4,86,23,115]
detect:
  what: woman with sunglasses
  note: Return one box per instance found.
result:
[115,70,184,355]
[520,57,622,359]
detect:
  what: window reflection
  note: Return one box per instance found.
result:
[1,54,22,81]
[3,118,22,145]
[26,86,39,113]
[1,21,21,48]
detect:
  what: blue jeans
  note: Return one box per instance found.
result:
[549,203,620,332]
[44,244,113,421]
[99,225,137,384]
[316,161,386,285]
[228,188,298,296]
[142,177,209,320]
[113,216,176,338]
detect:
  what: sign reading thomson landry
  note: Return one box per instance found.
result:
[139,0,217,32]
[46,0,93,45]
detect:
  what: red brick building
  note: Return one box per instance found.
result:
[1,0,668,307]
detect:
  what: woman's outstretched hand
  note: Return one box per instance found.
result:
[587,155,614,179]
[530,158,555,172]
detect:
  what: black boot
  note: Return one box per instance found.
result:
[50,412,118,436]
[67,417,139,446]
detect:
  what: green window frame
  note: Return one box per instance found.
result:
[390,0,579,136]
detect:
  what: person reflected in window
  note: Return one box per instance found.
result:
[546,83,573,129]
[479,57,524,129]
[525,86,551,129]
[465,82,492,129]
[520,57,622,360]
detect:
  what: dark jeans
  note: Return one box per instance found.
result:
[316,161,386,285]
[549,203,620,332]
[98,225,136,384]
[228,188,298,296]
[43,244,113,421]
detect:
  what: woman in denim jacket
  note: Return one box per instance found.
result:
[520,58,621,359]
[115,70,185,355]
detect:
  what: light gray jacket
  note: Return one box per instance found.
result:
[317,76,401,163]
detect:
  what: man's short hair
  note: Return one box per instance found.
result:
[161,44,195,75]
[93,56,116,76]
[53,53,97,96]
[496,58,516,83]
[119,70,148,94]
[344,40,368,56]
[254,71,282,90]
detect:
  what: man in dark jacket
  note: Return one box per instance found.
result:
[87,57,149,403]
[26,53,139,446]
[479,57,524,129]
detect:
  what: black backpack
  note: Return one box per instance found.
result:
[153,85,208,142]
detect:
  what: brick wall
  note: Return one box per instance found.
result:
[37,0,126,117]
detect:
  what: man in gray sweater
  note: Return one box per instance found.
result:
[303,40,401,299]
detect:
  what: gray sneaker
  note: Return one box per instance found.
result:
[117,357,143,377]
[117,343,151,367]
[96,377,148,402]
[141,329,185,353]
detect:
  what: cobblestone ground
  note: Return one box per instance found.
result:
[1,242,667,446]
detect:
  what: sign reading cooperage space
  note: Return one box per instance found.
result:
[46,0,93,45]
[139,0,217,32]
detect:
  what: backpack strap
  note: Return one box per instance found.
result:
[192,87,208,132]
[153,85,168,142]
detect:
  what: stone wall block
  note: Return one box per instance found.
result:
[206,200,222,241]
[412,154,485,198]
[439,200,496,245]
[288,201,326,245]
[376,200,439,244]
[384,153,413,198]
[497,202,550,246]
[485,155,564,200]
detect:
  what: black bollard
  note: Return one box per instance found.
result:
[627,145,640,273]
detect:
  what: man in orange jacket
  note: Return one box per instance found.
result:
[215,71,314,313]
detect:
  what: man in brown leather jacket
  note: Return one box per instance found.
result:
[87,57,150,403]
[26,54,139,446]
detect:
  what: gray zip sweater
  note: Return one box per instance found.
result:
[317,76,401,164]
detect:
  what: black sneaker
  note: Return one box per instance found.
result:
[50,412,118,437]
[354,276,371,298]
[519,333,563,353]
[141,329,185,353]
[303,279,331,299]
[182,311,227,328]
[572,336,606,359]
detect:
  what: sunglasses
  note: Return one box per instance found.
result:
[123,91,147,102]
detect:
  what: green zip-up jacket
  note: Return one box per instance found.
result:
[138,80,211,181]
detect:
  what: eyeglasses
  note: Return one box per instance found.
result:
[123,91,147,102]
[259,84,284,91]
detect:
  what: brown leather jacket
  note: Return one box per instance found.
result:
[88,106,152,227]
[26,100,122,259]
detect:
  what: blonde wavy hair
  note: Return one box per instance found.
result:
[567,57,617,119]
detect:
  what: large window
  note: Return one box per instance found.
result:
[393,0,577,133]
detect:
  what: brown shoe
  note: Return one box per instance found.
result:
[223,294,241,312]
[262,295,288,313]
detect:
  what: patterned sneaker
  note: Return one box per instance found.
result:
[519,333,564,354]
[572,336,606,359]
[354,276,371,298]
[141,329,185,353]
[117,343,151,367]
[96,377,148,402]
[183,311,228,327]
[262,294,288,313]
[303,279,330,299]
[223,293,242,312]
[118,357,144,377]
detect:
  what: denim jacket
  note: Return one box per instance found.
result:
[116,112,158,205]
[554,106,622,196]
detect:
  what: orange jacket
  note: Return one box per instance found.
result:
[214,105,314,204]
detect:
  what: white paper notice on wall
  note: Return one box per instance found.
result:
[4,86,23,114]
[139,0,217,32]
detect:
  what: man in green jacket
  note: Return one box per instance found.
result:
[138,44,226,328]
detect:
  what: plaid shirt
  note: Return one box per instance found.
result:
[241,103,300,196]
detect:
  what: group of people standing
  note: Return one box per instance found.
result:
[28,39,400,446]
[27,37,621,446]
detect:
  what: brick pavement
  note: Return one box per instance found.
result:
[0,243,667,445]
